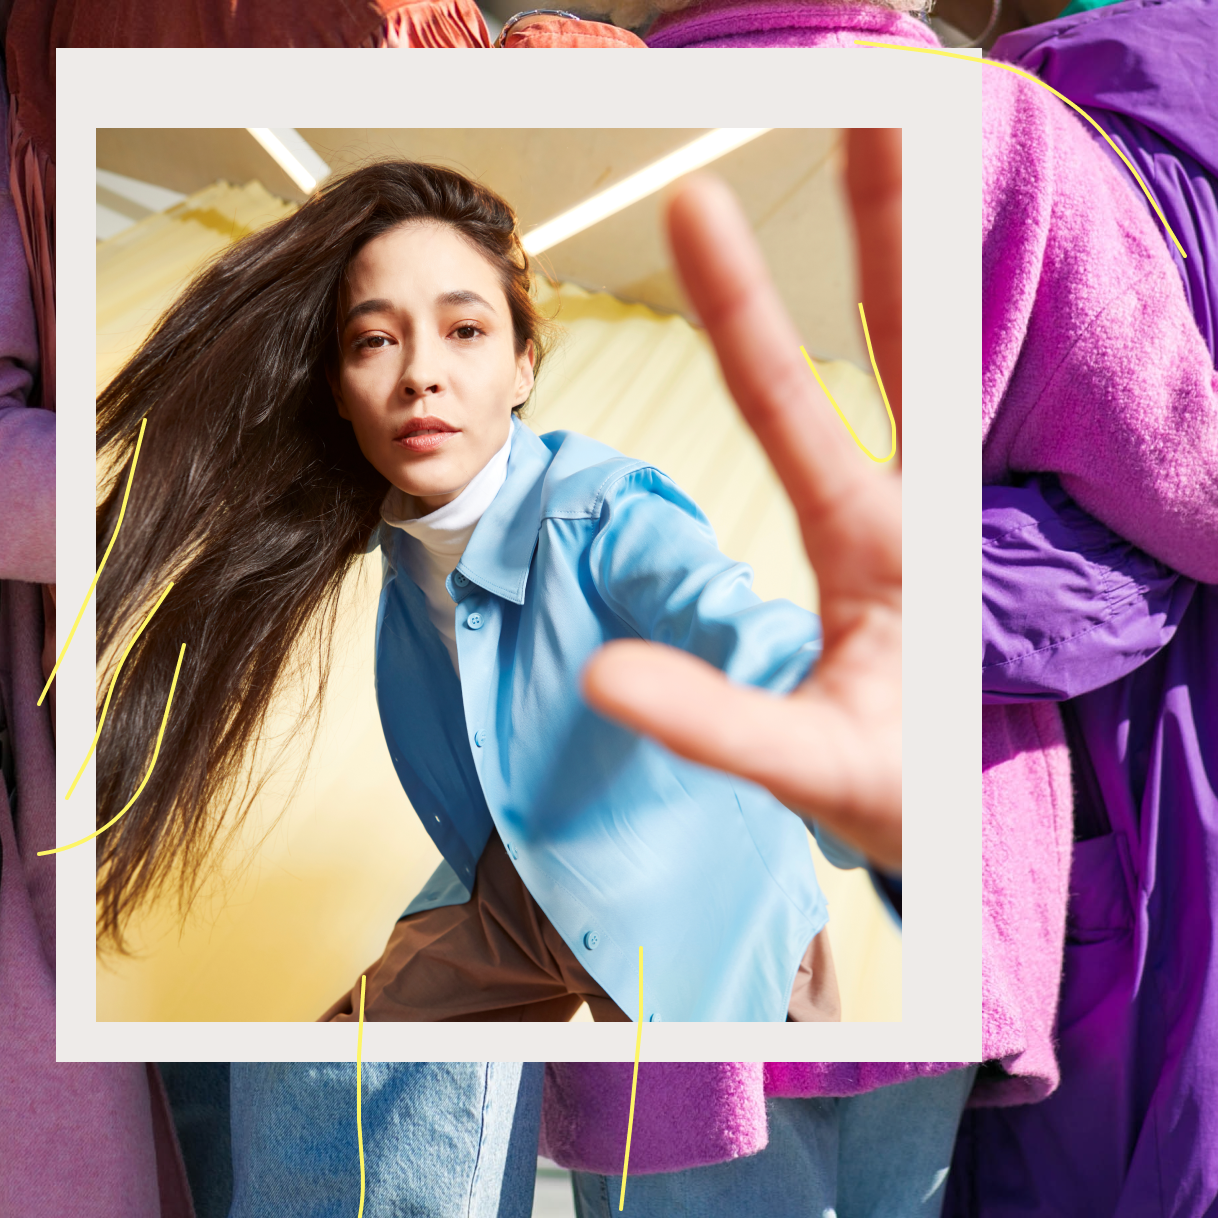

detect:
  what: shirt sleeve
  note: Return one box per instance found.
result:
[982,475,1194,704]
[814,824,902,913]
[588,466,821,693]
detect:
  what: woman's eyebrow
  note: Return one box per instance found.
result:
[342,297,394,328]
[342,289,495,330]
[436,289,494,311]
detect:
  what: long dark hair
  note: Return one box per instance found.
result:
[95,161,552,952]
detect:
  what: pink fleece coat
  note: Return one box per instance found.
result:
[541,20,1218,1176]
[976,63,1218,1103]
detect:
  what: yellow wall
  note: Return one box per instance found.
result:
[96,181,899,1022]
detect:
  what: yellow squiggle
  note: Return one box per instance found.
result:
[853,41,1187,260]
[618,945,644,1211]
[357,973,367,1218]
[39,417,149,707]
[38,643,186,856]
[64,580,174,801]
[801,303,898,463]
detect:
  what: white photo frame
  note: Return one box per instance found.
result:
[58,46,980,1063]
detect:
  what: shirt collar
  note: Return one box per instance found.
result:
[381,428,512,559]
[452,416,554,605]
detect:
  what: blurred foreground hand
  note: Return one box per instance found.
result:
[582,130,903,873]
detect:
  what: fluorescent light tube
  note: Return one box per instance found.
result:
[96,168,187,214]
[521,128,771,256]
[247,128,331,195]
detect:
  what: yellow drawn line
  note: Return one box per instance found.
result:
[39,417,149,707]
[853,40,1186,260]
[38,643,186,856]
[64,580,174,801]
[618,945,643,1212]
[801,303,897,464]
[357,973,367,1218]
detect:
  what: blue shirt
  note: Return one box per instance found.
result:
[373,419,828,1021]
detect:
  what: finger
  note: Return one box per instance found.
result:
[665,173,870,531]
[582,640,901,872]
[844,129,902,456]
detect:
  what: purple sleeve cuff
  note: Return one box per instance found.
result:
[982,475,1194,704]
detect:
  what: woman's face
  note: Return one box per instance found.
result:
[332,221,534,512]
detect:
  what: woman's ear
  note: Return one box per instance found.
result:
[515,339,536,405]
[326,365,351,421]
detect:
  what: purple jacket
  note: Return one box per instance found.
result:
[961,486,1216,1216]
[948,4,1218,1214]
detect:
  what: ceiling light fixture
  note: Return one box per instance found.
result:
[246,128,331,195]
[521,128,772,256]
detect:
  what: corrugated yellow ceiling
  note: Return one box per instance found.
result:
[97,127,865,365]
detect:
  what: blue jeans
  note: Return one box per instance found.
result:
[230,1062,543,1218]
[162,1063,543,1218]
[571,1067,979,1218]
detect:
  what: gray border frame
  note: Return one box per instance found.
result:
[57,46,981,1062]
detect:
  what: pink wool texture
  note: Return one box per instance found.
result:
[542,35,1218,1178]
[976,66,1218,1103]
[645,0,941,47]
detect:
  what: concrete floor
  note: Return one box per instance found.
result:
[534,1158,578,1218]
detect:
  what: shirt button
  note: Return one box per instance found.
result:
[466,612,483,630]
[453,571,469,587]
[505,842,519,860]
[649,1013,662,1022]
[583,931,600,950]
[474,730,487,747]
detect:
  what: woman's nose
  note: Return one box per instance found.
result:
[400,377,441,398]
[399,339,444,398]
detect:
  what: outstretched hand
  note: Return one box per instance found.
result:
[581,130,903,873]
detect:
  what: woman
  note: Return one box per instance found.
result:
[97,161,836,1026]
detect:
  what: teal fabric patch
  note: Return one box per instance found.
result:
[1059,0,1125,17]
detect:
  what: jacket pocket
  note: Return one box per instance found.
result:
[1058,830,1136,1047]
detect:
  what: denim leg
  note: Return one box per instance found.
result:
[571,1096,838,1218]
[835,1066,979,1218]
[159,1062,234,1218]
[229,1062,542,1218]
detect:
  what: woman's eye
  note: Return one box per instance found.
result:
[453,324,483,341]
[355,334,391,350]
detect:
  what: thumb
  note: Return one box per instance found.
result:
[581,640,900,870]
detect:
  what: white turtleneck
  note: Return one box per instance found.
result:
[380,428,512,674]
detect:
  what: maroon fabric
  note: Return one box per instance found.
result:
[378,0,489,45]
[4,0,474,164]
[6,105,51,412]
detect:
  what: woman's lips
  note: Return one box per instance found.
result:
[395,429,457,453]
[394,418,458,453]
